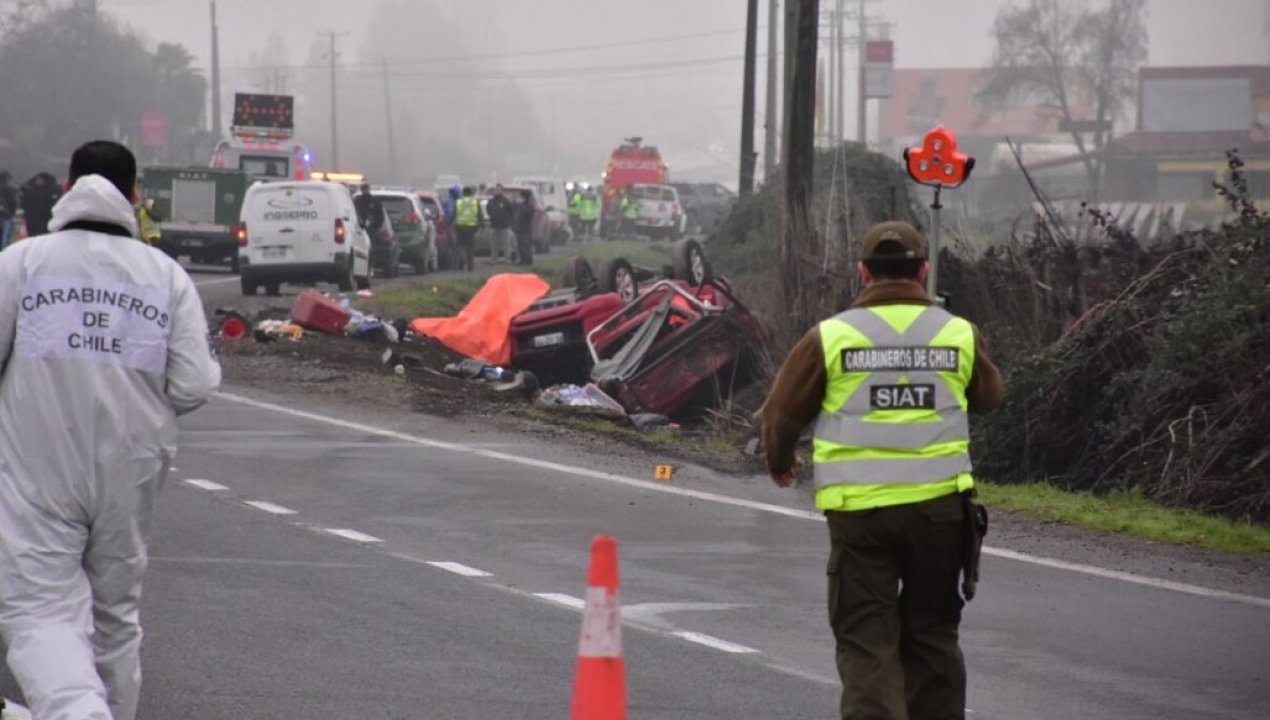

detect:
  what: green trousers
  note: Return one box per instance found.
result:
[826,491,968,720]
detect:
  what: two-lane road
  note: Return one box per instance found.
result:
[5,388,1262,718]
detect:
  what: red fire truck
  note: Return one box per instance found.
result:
[601,137,667,232]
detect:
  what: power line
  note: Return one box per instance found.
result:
[214,27,755,73]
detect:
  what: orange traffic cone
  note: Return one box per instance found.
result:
[570,535,626,720]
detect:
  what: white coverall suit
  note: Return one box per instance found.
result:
[0,175,221,719]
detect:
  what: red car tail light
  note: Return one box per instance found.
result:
[334,218,347,244]
[235,223,248,247]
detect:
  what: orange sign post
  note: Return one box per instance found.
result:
[902,126,975,299]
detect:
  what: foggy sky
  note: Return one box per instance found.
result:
[99,0,1270,184]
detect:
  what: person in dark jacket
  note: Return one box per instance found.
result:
[485,184,515,262]
[512,190,536,267]
[19,172,61,237]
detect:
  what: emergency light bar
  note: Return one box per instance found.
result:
[311,171,366,183]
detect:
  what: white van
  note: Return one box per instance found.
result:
[236,181,372,296]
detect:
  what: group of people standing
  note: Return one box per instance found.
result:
[0,170,62,248]
[479,183,536,267]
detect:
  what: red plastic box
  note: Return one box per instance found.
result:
[291,289,351,336]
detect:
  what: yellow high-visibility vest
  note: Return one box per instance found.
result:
[813,303,977,511]
[137,205,161,244]
[455,196,481,227]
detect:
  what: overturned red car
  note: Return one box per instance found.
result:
[508,239,712,386]
[586,278,765,419]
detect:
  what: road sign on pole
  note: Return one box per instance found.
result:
[902,126,975,300]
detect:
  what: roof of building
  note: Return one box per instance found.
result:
[879,68,1093,141]
[1139,65,1270,95]
[1109,128,1270,156]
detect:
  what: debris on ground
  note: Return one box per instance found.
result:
[291,289,352,336]
[536,383,626,418]
[214,308,251,340]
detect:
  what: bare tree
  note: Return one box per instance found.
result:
[977,0,1147,196]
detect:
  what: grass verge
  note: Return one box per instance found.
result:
[363,239,675,319]
[978,482,1270,556]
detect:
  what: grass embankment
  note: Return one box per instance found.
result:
[363,239,673,319]
[978,482,1270,556]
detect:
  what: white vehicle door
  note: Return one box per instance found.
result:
[245,185,336,266]
[342,193,372,277]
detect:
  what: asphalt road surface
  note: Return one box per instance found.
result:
[2,267,1267,719]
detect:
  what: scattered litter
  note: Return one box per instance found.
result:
[629,413,671,431]
[443,358,515,382]
[537,383,626,418]
[254,320,305,342]
[214,308,251,341]
[744,437,762,457]
[356,289,375,298]
[654,464,674,480]
[292,289,351,336]
[492,370,540,395]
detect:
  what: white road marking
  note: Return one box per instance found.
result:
[534,592,587,610]
[193,276,240,288]
[323,528,384,543]
[215,392,1270,609]
[671,631,760,654]
[1,699,32,720]
[242,500,297,516]
[184,479,229,492]
[426,561,492,577]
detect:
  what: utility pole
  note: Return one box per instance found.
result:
[381,58,398,182]
[763,0,779,180]
[781,0,820,322]
[835,0,845,144]
[827,2,836,145]
[739,0,759,198]
[856,0,867,144]
[320,31,347,168]
[210,0,222,140]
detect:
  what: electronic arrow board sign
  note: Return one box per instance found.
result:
[231,93,295,139]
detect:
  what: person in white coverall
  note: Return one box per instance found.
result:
[0,140,221,720]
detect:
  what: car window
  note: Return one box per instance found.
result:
[380,196,415,221]
[661,188,676,202]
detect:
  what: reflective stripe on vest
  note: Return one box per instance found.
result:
[455,197,480,227]
[813,304,975,488]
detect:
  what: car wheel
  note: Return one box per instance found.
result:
[673,238,712,286]
[240,275,258,296]
[563,256,596,290]
[598,257,638,303]
[265,281,281,296]
[337,257,355,292]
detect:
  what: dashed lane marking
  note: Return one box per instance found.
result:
[426,561,493,577]
[215,391,1270,610]
[184,479,229,492]
[671,631,760,654]
[323,528,384,544]
[242,500,297,516]
[534,592,587,610]
[193,276,240,288]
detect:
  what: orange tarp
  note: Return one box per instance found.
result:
[409,273,550,366]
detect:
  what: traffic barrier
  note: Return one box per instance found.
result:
[570,535,626,720]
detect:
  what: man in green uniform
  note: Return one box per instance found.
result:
[761,221,1003,720]
[453,186,482,272]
